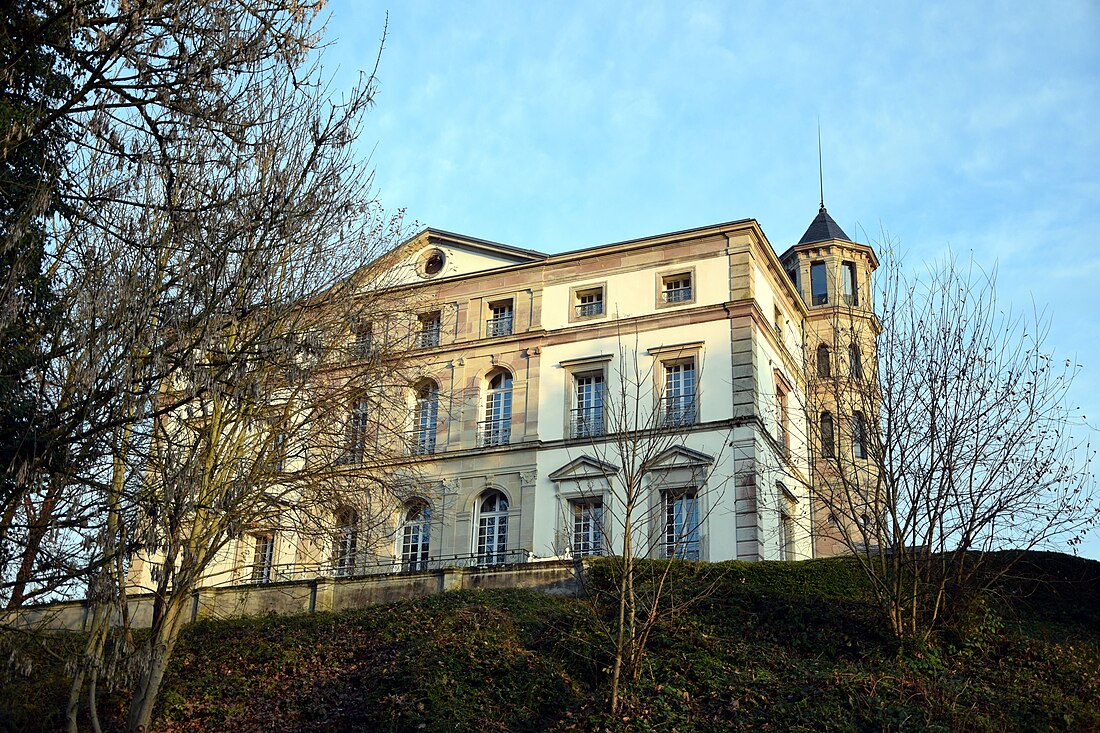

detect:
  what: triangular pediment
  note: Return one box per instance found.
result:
[375,228,547,287]
[548,455,620,482]
[643,446,714,472]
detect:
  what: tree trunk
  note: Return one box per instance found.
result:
[127,593,188,733]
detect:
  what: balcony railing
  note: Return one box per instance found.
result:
[415,327,441,348]
[659,395,697,427]
[571,407,604,438]
[575,301,604,318]
[239,549,534,584]
[662,286,692,303]
[477,418,511,447]
[660,542,701,561]
[407,429,437,456]
[485,316,513,338]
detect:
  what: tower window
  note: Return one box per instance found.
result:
[842,262,858,305]
[810,262,828,305]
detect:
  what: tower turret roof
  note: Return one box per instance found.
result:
[798,206,851,245]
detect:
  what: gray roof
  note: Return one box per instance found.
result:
[797,206,851,245]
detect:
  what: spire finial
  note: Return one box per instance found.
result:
[817,119,825,213]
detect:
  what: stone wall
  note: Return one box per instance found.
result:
[3,560,582,632]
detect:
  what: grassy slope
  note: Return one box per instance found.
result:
[3,552,1098,732]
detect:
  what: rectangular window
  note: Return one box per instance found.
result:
[338,397,370,464]
[572,373,605,438]
[779,501,796,561]
[853,412,867,459]
[572,500,604,557]
[662,490,700,560]
[574,287,605,318]
[350,322,372,359]
[486,300,514,337]
[661,272,693,304]
[849,343,863,380]
[416,312,441,348]
[810,261,828,305]
[661,360,697,426]
[270,432,286,473]
[776,385,790,458]
[785,265,801,297]
[842,262,858,305]
[251,533,274,584]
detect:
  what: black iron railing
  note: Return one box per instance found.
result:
[571,407,604,438]
[477,418,511,447]
[240,549,534,585]
[485,316,513,337]
[658,395,697,427]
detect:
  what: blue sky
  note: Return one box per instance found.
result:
[324,0,1100,558]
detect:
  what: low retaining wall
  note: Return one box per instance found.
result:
[3,560,583,632]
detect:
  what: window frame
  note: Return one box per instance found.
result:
[569,282,607,322]
[399,500,432,571]
[852,411,867,459]
[411,381,439,455]
[841,261,858,305]
[810,261,828,306]
[570,499,604,557]
[486,299,515,338]
[820,412,835,458]
[475,490,511,564]
[415,311,442,348]
[251,532,275,584]
[661,488,701,561]
[816,344,831,378]
[478,369,513,447]
[655,267,696,308]
[333,508,359,577]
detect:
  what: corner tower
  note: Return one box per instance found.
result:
[779,206,879,558]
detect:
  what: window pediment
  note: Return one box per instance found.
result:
[548,455,620,482]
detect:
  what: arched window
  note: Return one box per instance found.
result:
[848,343,863,380]
[479,370,513,447]
[333,507,359,577]
[400,500,432,571]
[820,412,835,458]
[412,381,439,455]
[476,490,510,564]
[816,344,831,378]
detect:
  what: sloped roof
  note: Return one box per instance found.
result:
[797,206,851,245]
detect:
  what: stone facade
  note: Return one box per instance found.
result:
[126,210,879,594]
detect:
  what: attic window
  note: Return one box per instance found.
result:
[420,248,446,277]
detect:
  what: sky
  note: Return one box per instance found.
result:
[322,0,1100,558]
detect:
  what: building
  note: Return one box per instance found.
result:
[128,206,878,591]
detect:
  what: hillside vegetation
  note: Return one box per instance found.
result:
[3,552,1098,732]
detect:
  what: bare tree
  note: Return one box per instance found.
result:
[0,3,429,731]
[553,333,734,714]
[798,245,1097,643]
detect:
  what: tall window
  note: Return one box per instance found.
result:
[333,508,359,576]
[816,344,831,378]
[661,360,697,426]
[340,396,370,464]
[820,412,835,458]
[476,490,509,564]
[661,272,693,303]
[486,300,514,337]
[852,412,867,459]
[350,322,372,359]
[849,343,863,380]
[779,493,796,561]
[842,261,858,305]
[251,533,275,583]
[573,372,605,438]
[400,501,431,571]
[810,261,828,305]
[662,489,700,560]
[412,382,438,455]
[572,500,604,557]
[479,370,513,446]
[416,312,441,348]
[776,383,790,457]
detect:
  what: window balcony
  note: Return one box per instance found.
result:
[415,327,441,348]
[407,429,436,456]
[485,316,513,338]
[662,286,692,303]
[571,407,605,438]
[477,418,511,447]
[575,301,604,318]
[658,395,697,427]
